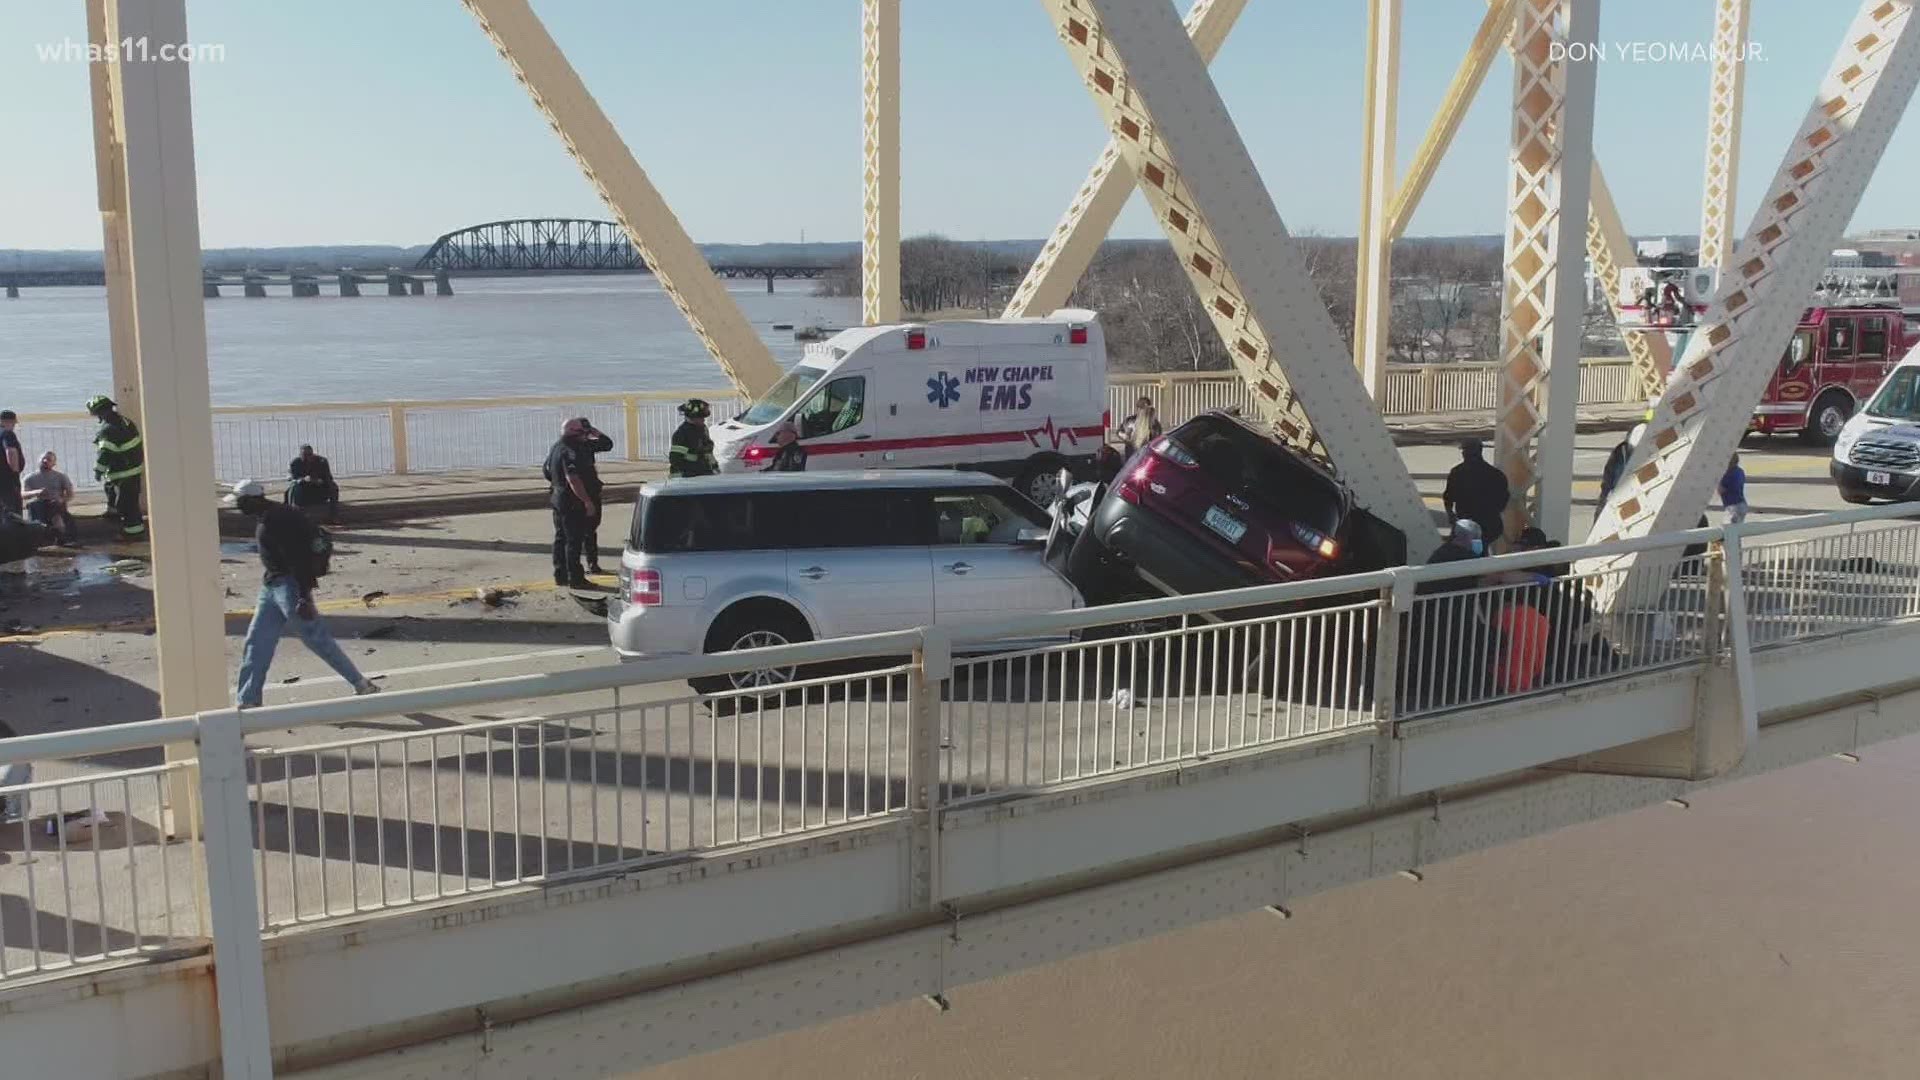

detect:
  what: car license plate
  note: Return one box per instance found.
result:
[1868,470,1893,486]
[1203,505,1248,544]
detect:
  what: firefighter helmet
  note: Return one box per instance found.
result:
[679,398,711,420]
[85,395,116,416]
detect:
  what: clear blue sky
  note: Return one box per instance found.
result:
[3,1,1916,249]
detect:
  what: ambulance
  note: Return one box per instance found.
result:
[709,309,1110,505]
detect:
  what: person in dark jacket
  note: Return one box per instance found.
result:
[287,445,341,521]
[668,399,717,478]
[0,410,23,517]
[1404,520,1492,710]
[764,421,807,472]
[1441,438,1510,548]
[1597,423,1643,509]
[87,395,145,539]
[544,418,613,588]
[570,418,615,572]
[225,479,378,708]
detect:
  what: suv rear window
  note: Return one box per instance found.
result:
[1170,415,1349,534]
[633,489,926,552]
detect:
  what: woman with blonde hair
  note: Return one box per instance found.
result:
[1117,396,1161,453]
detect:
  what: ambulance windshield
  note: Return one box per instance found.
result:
[741,364,829,425]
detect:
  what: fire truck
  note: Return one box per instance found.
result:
[1617,266,1920,444]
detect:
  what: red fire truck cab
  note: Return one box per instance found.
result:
[1749,303,1917,444]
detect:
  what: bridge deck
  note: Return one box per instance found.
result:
[1,503,1916,1079]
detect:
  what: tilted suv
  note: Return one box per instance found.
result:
[611,471,1082,692]
[1067,411,1401,601]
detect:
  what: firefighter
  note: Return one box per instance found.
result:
[668,398,717,478]
[87,395,146,539]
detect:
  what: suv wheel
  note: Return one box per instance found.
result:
[1802,392,1851,446]
[1015,453,1070,505]
[691,604,813,697]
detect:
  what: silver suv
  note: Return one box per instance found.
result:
[610,471,1083,692]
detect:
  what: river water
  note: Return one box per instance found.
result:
[2,275,859,413]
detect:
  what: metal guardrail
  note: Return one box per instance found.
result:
[945,598,1383,799]
[1741,519,1920,649]
[0,760,205,980]
[246,664,916,929]
[16,392,749,492]
[15,360,1638,493]
[4,503,1919,1067]
[1110,357,1638,421]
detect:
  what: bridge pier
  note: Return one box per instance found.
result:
[435,270,453,296]
[243,276,267,298]
[291,276,320,298]
[765,271,775,294]
[202,280,219,298]
[409,277,425,296]
[386,273,407,296]
[338,274,360,297]
[5,284,17,299]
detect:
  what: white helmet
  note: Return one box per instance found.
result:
[221,478,268,507]
[1627,423,1647,449]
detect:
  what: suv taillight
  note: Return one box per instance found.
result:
[630,568,662,606]
[1152,436,1198,468]
[739,443,774,465]
[1288,522,1339,560]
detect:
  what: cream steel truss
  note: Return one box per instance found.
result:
[862,0,902,325]
[1005,0,1248,319]
[1586,0,1920,593]
[461,0,782,396]
[1399,0,1673,404]
[1494,0,1598,542]
[1589,162,1673,399]
[1037,0,1434,549]
[1352,0,1401,397]
[1700,0,1754,272]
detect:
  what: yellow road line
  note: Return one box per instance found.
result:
[0,573,606,644]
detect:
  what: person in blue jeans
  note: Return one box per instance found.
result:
[225,479,381,708]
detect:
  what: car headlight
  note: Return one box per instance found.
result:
[1834,421,1865,461]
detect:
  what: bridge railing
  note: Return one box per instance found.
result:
[1109,357,1638,423]
[16,360,1636,495]
[1739,515,1920,650]
[9,504,1917,1004]
[18,392,747,494]
[0,759,204,982]
[244,661,917,930]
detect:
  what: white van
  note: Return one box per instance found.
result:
[709,309,1109,504]
[1833,354,1920,503]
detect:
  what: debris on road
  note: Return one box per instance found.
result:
[101,559,148,577]
[476,587,519,608]
[361,623,400,640]
[361,590,389,606]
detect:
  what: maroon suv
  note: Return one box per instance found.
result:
[1067,411,1374,599]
